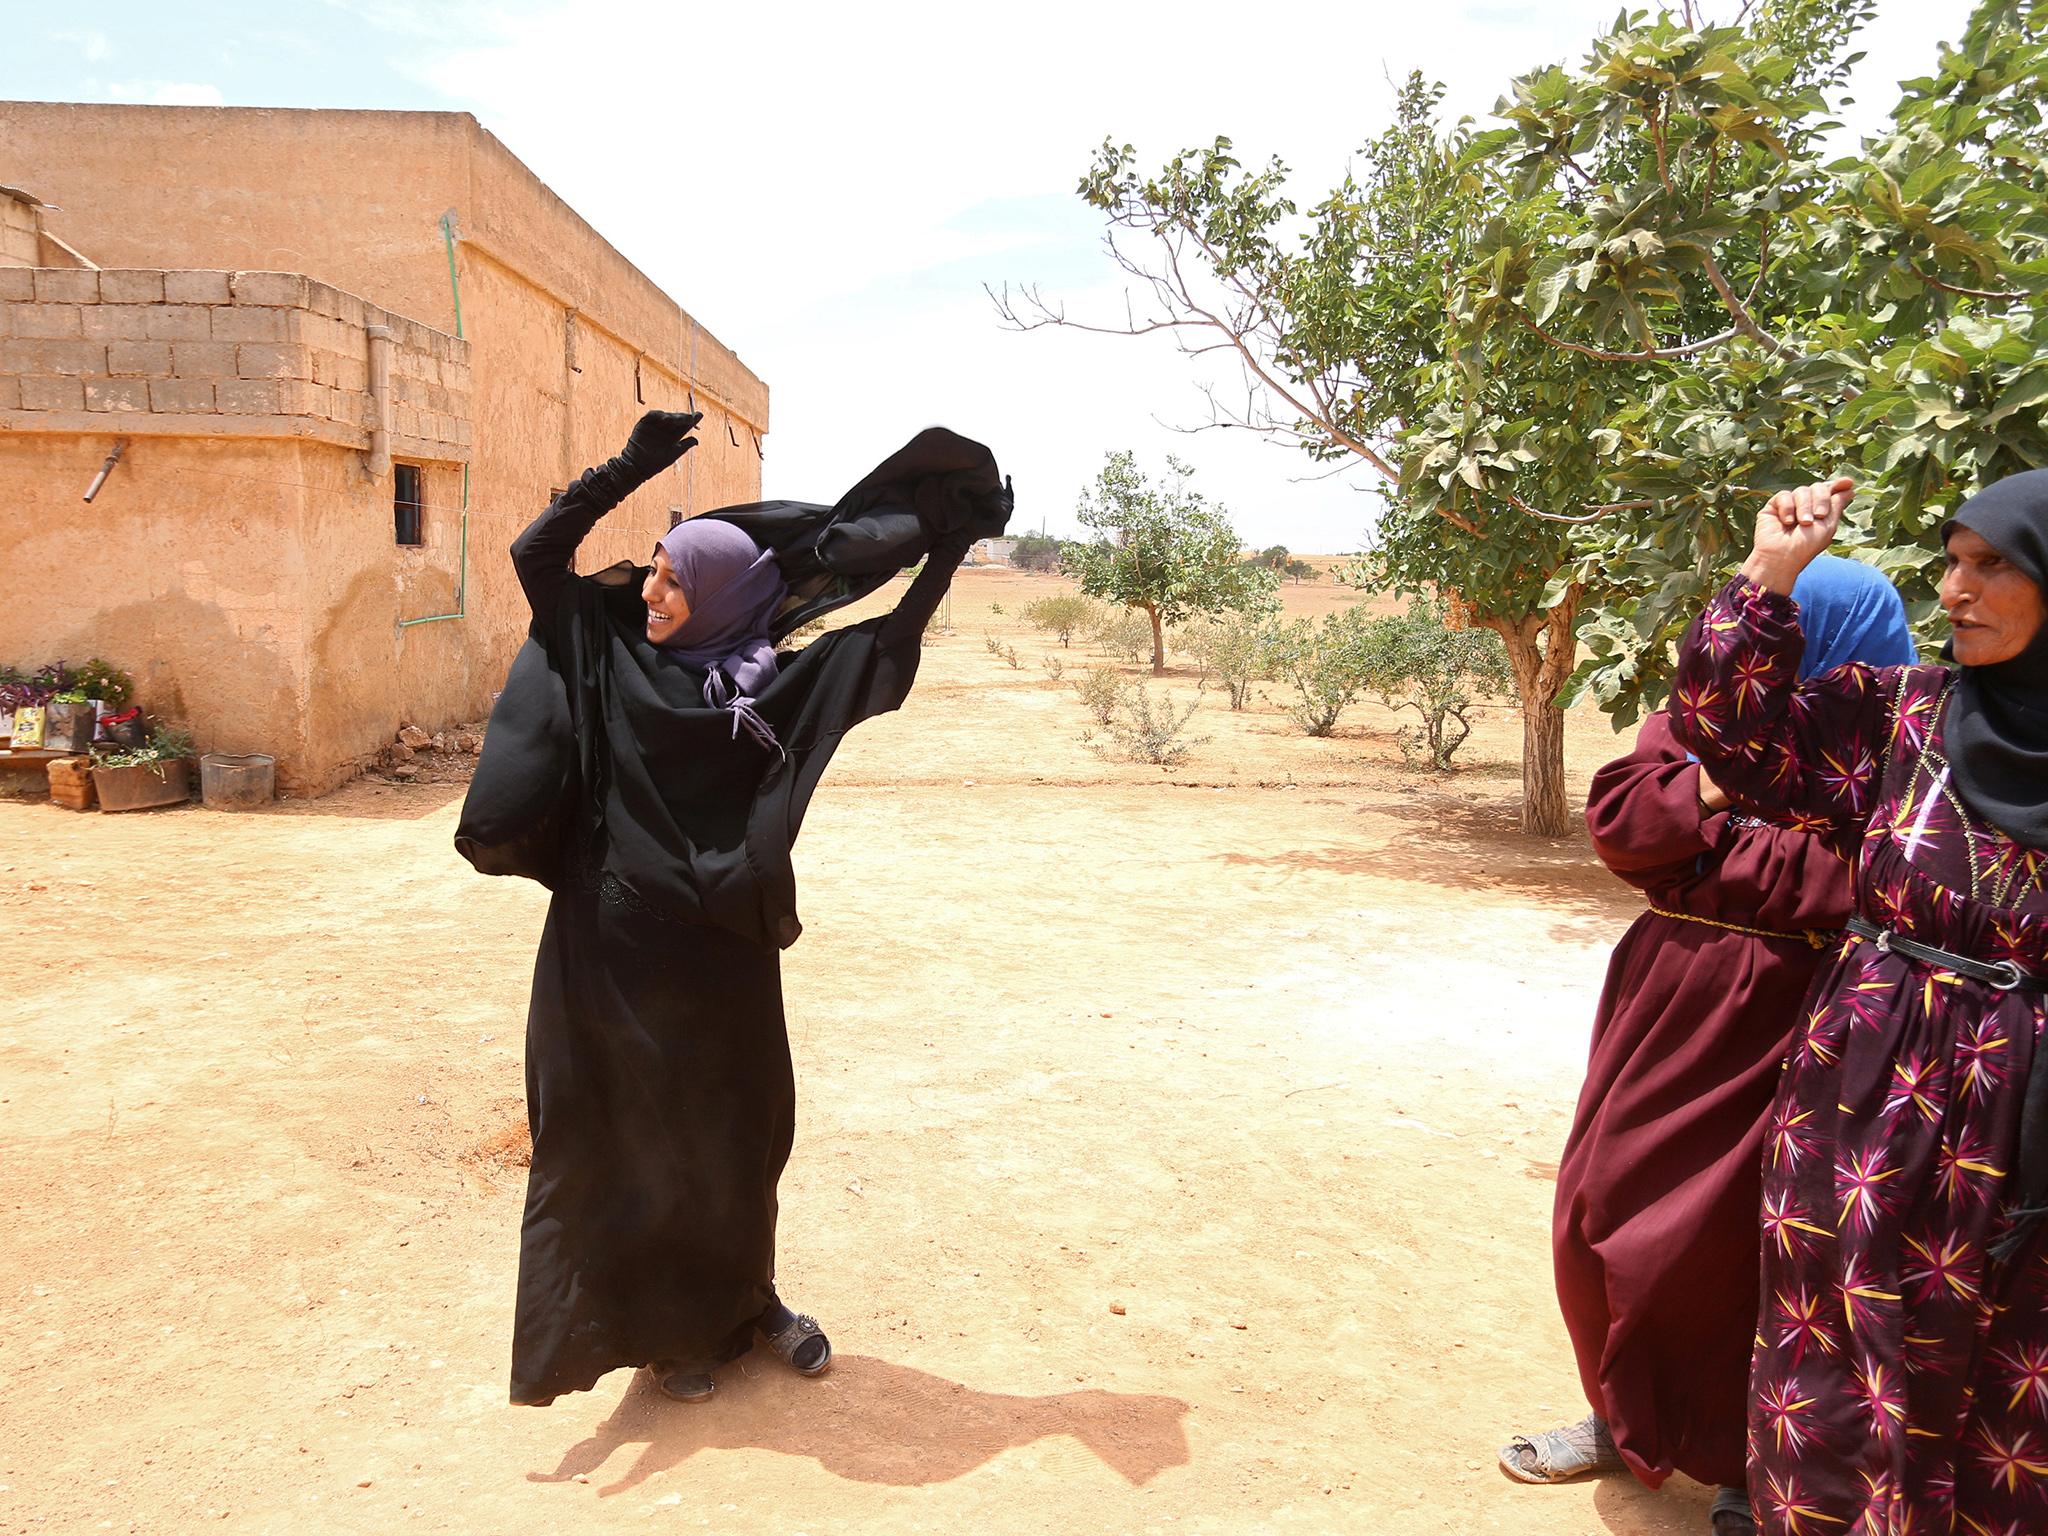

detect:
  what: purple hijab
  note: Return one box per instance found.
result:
[654,517,789,752]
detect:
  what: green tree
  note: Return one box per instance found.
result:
[999,76,1623,831]
[1446,0,2048,722]
[1065,451,1278,673]
[1008,532,1068,573]
[999,1,2048,830]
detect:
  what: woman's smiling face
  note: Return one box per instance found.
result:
[642,549,692,644]
[1942,524,2046,667]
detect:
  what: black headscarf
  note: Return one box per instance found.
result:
[1942,468,2048,852]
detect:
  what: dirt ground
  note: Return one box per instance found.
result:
[2,567,1724,1535]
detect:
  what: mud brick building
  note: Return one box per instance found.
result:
[0,105,768,793]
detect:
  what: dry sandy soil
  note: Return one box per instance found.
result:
[3,568,1725,1535]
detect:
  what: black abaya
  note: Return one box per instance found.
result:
[459,431,1009,1405]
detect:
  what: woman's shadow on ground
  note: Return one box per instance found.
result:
[530,1353,1192,1496]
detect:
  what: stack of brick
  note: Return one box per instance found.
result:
[46,756,94,811]
[0,268,470,460]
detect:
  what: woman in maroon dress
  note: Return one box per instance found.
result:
[1669,473,2047,1535]
[1502,561,1915,1536]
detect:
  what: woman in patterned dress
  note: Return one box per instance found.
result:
[1503,559,1915,1536]
[1668,472,2048,1535]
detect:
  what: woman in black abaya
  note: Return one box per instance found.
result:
[457,409,1012,1405]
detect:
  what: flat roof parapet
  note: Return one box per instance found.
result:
[0,266,470,460]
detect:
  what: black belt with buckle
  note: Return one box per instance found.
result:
[1842,916,2048,1263]
[1846,915,2046,993]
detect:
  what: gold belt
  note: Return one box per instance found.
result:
[1647,903,1833,950]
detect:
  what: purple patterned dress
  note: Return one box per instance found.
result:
[1671,574,2048,1536]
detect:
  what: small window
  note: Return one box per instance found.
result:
[394,463,424,546]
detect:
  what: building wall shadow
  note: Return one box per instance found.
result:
[530,1353,1192,1497]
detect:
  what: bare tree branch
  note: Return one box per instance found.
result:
[1496,486,1653,524]
[1906,259,2027,303]
[1746,219,1771,306]
[991,198,1447,520]
[1695,248,1801,359]
[1520,310,1742,362]
[1558,154,1599,189]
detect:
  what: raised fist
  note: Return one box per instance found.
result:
[1742,477,1854,594]
[969,475,1016,540]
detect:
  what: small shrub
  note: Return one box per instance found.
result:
[1074,665,1125,725]
[1266,610,1373,737]
[1021,593,1098,647]
[1084,681,1208,768]
[1092,609,1153,665]
[1186,612,1278,710]
[1042,654,1066,682]
[91,723,194,779]
[1360,596,1512,770]
[989,601,1005,616]
[983,633,1022,669]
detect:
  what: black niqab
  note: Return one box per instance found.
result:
[1944,468,2048,851]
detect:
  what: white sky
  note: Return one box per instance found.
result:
[14,0,1979,548]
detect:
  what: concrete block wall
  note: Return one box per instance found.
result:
[0,267,469,460]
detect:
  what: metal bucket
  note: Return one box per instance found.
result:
[200,752,276,809]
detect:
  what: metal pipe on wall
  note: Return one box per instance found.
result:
[365,323,394,480]
[398,211,471,629]
[82,438,128,503]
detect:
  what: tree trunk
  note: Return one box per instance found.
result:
[1147,605,1166,674]
[1482,587,1581,837]
[1519,689,1568,835]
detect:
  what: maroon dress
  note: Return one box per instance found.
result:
[1556,711,1856,1489]
[1671,575,2048,1535]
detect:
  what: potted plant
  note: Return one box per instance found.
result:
[47,689,98,753]
[90,724,197,812]
[0,666,44,744]
[36,662,94,753]
[73,658,139,744]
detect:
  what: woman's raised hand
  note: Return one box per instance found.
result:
[616,409,705,487]
[1740,477,1855,595]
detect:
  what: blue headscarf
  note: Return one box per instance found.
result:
[1790,554,1918,680]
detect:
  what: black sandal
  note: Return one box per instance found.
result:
[1710,1486,1757,1535]
[649,1361,715,1402]
[760,1312,832,1376]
